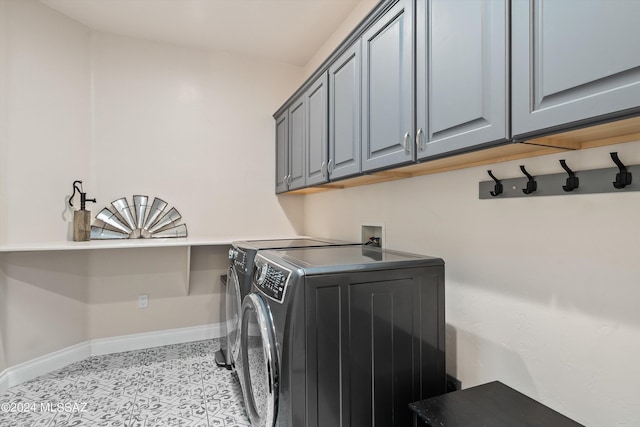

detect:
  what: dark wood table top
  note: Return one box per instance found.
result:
[409,381,584,427]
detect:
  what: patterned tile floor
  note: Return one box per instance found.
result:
[0,339,251,426]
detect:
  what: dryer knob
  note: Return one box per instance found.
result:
[256,263,269,285]
[228,248,237,260]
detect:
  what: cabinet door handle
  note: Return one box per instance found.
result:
[328,159,333,174]
[416,128,425,152]
[321,161,326,178]
[403,132,411,154]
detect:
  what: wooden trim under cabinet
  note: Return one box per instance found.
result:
[521,115,640,151]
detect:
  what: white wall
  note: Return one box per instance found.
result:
[303,142,640,426]
[3,1,636,425]
[303,0,379,78]
[0,251,88,367]
[0,265,6,373]
[90,31,305,240]
[0,0,92,373]
[0,0,92,244]
[298,3,640,424]
[0,0,306,369]
[0,0,305,244]
[86,245,228,340]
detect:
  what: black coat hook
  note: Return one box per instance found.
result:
[519,165,537,194]
[560,160,579,192]
[487,170,503,197]
[610,152,632,189]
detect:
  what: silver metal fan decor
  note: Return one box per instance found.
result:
[90,195,187,239]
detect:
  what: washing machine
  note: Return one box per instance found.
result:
[239,245,446,427]
[222,238,359,372]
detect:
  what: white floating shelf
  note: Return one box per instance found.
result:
[0,235,308,253]
[0,238,209,253]
[0,235,314,295]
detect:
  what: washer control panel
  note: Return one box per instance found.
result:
[253,256,291,304]
[229,247,247,272]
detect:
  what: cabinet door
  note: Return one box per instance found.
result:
[288,96,306,190]
[512,0,640,138]
[329,41,361,180]
[416,0,508,160]
[305,266,445,427]
[305,72,329,186]
[348,278,418,427]
[361,0,414,172]
[275,110,289,194]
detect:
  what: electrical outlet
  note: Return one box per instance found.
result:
[138,294,149,309]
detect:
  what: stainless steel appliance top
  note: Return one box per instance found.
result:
[262,245,444,275]
[233,238,355,250]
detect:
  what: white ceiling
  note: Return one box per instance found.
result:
[40,0,376,66]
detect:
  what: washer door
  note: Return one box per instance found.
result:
[240,294,279,427]
[225,266,242,367]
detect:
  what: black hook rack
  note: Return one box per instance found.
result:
[610,152,632,189]
[519,165,537,194]
[487,170,503,197]
[559,160,579,192]
[480,153,639,199]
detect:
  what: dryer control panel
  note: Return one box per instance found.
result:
[229,247,247,272]
[253,257,291,304]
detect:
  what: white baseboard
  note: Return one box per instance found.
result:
[0,341,91,395]
[0,323,224,393]
[91,323,224,356]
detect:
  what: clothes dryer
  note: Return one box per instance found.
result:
[239,245,446,427]
[222,239,358,371]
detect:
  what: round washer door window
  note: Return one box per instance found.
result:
[225,266,242,367]
[240,293,278,427]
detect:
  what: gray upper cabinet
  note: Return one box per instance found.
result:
[288,95,306,191]
[416,0,509,160]
[361,0,414,172]
[329,41,362,180]
[512,0,640,139]
[305,72,329,186]
[275,110,289,194]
